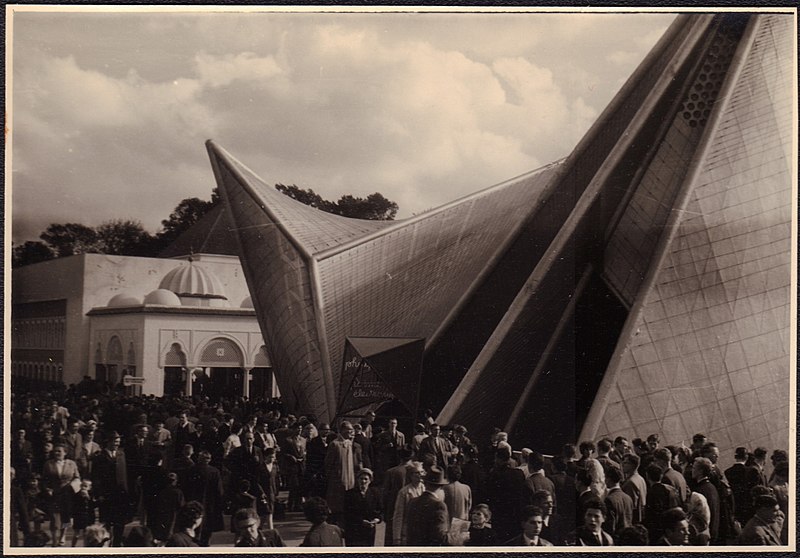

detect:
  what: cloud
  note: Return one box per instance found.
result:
[194,52,283,88]
[11,11,673,243]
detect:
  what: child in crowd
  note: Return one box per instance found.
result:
[71,479,97,547]
[466,504,498,546]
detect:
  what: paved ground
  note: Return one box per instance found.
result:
[25,491,387,548]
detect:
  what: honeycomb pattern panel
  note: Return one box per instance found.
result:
[604,18,744,307]
[595,15,793,466]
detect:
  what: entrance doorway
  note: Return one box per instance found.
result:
[196,338,245,401]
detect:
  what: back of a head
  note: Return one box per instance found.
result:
[616,524,649,546]
[646,463,663,483]
[303,496,330,524]
[529,451,545,472]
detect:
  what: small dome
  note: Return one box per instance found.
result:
[107,292,142,307]
[240,296,254,309]
[143,289,182,306]
[159,260,228,302]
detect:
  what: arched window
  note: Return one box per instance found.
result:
[198,338,244,367]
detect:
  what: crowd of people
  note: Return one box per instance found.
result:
[9,381,790,548]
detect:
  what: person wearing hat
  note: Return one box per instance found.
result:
[91,431,130,546]
[769,461,789,544]
[746,447,769,491]
[737,494,783,545]
[343,468,382,546]
[405,465,454,546]
[725,446,751,524]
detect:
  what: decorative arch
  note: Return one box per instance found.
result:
[163,342,188,367]
[196,337,245,368]
[253,345,272,368]
[127,342,136,366]
[107,336,124,364]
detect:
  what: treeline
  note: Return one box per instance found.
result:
[12,185,398,268]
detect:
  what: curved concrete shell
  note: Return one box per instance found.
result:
[208,12,793,460]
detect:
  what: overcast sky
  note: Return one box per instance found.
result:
[9,8,675,245]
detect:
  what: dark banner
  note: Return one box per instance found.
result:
[337,337,424,418]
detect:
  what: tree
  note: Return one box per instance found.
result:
[275,185,398,220]
[40,223,100,257]
[334,193,398,220]
[96,219,155,256]
[12,241,55,268]
[274,184,336,212]
[157,193,219,245]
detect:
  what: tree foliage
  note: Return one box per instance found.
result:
[12,241,55,268]
[158,193,219,244]
[275,184,398,220]
[39,223,100,257]
[13,182,397,268]
[96,219,155,256]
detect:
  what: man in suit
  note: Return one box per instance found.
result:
[596,439,623,478]
[373,418,406,479]
[653,447,689,505]
[91,432,130,546]
[325,421,361,526]
[655,507,690,545]
[524,452,555,505]
[442,464,472,521]
[305,423,331,498]
[227,430,264,493]
[405,465,454,546]
[746,447,769,491]
[184,451,224,546]
[573,499,614,546]
[692,457,721,544]
[644,463,681,542]
[173,411,196,455]
[418,424,458,471]
[621,454,647,525]
[381,446,413,546]
[531,489,567,545]
[610,436,630,465]
[602,467,633,538]
[725,446,751,524]
[60,419,87,476]
[737,494,784,546]
[484,446,527,543]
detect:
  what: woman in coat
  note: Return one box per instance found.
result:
[255,448,280,529]
[41,444,80,546]
[343,468,382,546]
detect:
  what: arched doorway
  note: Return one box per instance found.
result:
[163,343,187,397]
[106,336,124,388]
[196,338,245,400]
[249,345,274,400]
[94,343,107,385]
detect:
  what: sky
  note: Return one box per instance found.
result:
[9,7,675,245]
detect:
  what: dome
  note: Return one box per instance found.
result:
[159,260,228,302]
[143,289,182,306]
[107,292,142,307]
[240,295,254,309]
